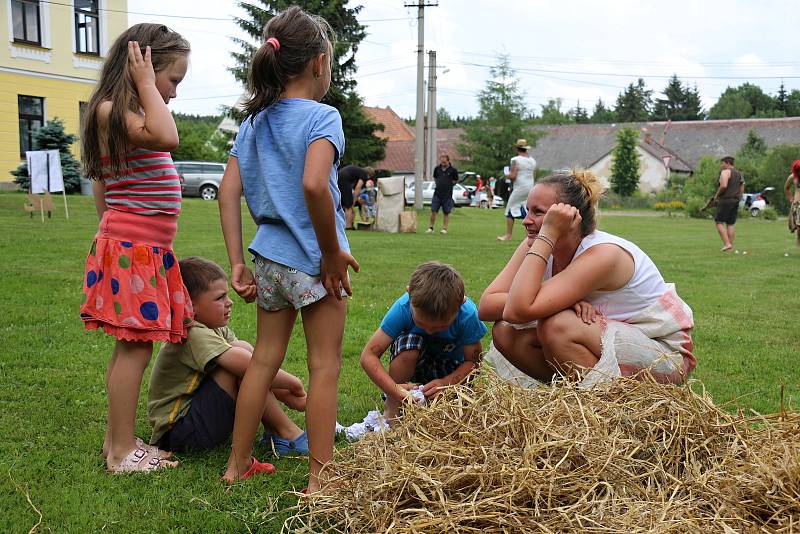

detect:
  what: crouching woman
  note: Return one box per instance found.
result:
[478,170,695,384]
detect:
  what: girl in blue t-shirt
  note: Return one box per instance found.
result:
[218,6,359,491]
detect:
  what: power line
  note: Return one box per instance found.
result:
[40,0,234,20]
[41,1,411,23]
[443,48,800,68]
[448,59,800,81]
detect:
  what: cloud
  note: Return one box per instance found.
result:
[126,0,800,117]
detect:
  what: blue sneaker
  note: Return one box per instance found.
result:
[262,431,308,457]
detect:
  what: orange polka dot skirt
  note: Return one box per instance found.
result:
[80,209,193,343]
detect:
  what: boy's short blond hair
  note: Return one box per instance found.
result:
[178,256,227,299]
[408,261,465,320]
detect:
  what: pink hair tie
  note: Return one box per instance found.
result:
[266,37,280,51]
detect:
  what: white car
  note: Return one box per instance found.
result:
[405,181,471,206]
[471,191,505,209]
[740,187,775,217]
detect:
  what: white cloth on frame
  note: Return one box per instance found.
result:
[26,150,64,193]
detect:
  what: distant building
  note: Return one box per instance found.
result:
[361,106,469,176]
[219,103,800,192]
[0,0,128,188]
[587,134,692,194]
[532,118,800,192]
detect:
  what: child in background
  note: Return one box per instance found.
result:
[218,7,359,490]
[148,257,308,460]
[359,179,377,222]
[360,261,487,420]
[79,24,191,473]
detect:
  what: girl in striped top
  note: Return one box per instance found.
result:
[79,23,191,473]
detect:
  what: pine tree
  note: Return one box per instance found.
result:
[11,118,82,193]
[458,55,537,177]
[572,101,590,124]
[229,1,385,166]
[683,84,704,120]
[776,82,788,114]
[590,98,616,123]
[614,78,652,122]
[610,128,640,196]
[652,75,704,121]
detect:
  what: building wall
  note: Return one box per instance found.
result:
[589,147,668,194]
[0,0,128,185]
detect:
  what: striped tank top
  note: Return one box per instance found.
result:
[102,149,181,215]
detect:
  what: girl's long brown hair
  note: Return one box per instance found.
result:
[81,24,190,180]
[243,6,333,120]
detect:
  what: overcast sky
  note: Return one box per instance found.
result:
[130,0,800,119]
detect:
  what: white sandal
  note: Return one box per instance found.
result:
[108,448,176,473]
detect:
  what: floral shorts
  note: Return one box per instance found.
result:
[254,256,346,311]
[789,201,800,233]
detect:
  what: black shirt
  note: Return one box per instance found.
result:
[337,165,368,192]
[433,164,459,198]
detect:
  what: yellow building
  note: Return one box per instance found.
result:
[0,0,128,189]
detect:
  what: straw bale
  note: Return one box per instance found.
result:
[285,370,800,533]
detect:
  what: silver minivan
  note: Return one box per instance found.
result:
[174,161,226,200]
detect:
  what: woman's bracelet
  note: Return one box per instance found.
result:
[536,233,555,250]
[525,250,549,264]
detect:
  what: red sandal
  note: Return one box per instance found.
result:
[223,457,275,483]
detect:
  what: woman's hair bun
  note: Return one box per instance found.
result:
[571,168,603,207]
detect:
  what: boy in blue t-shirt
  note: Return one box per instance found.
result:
[360,261,488,420]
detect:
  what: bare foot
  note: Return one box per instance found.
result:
[496,235,512,241]
[721,245,733,252]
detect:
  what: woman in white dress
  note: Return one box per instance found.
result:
[497,139,536,241]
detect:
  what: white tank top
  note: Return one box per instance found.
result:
[543,230,667,321]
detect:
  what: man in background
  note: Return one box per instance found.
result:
[713,156,745,252]
[428,155,459,235]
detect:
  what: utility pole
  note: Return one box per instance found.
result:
[405,1,437,210]
[426,50,437,181]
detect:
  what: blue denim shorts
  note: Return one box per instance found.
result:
[431,194,454,214]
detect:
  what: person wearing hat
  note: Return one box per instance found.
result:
[497,139,537,241]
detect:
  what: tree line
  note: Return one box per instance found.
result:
[416,76,800,128]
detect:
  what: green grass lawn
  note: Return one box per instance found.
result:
[1,193,798,532]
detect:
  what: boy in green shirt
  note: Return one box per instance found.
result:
[148,257,308,467]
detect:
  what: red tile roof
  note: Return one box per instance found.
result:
[362,106,415,142]
[362,106,469,172]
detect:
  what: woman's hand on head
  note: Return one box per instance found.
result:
[128,41,155,90]
[540,203,582,242]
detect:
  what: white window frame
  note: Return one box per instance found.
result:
[70,0,108,56]
[6,0,51,48]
